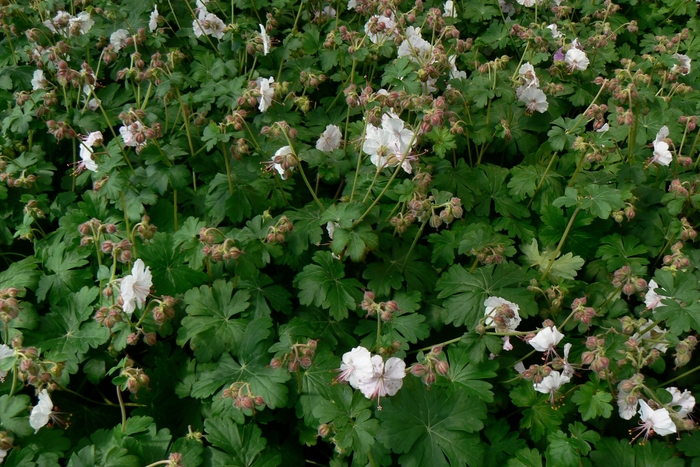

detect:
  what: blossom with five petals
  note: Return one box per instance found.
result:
[120,259,153,315]
[631,400,676,442]
[529,326,564,352]
[29,389,55,433]
[337,346,374,388]
[358,355,406,408]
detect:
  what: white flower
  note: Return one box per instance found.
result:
[397,27,431,62]
[561,342,574,378]
[0,344,14,382]
[347,0,356,9]
[516,0,539,6]
[120,121,146,149]
[534,370,570,394]
[483,296,521,331]
[79,131,103,173]
[120,259,153,315]
[617,382,638,420]
[32,69,46,91]
[645,279,668,310]
[316,124,342,152]
[193,12,226,40]
[635,400,676,440]
[363,113,415,172]
[672,53,691,76]
[364,15,395,45]
[259,24,271,55]
[565,48,589,71]
[69,11,94,35]
[271,146,295,180]
[314,6,337,21]
[655,125,669,143]
[358,355,406,407]
[448,55,467,80]
[518,86,549,113]
[149,6,159,33]
[518,62,539,89]
[110,29,130,52]
[529,326,564,352]
[337,346,374,388]
[596,123,610,133]
[547,24,563,39]
[632,325,669,354]
[0,448,6,463]
[196,0,209,9]
[666,387,695,418]
[651,140,672,166]
[326,221,338,240]
[257,77,275,112]
[30,389,54,433]
[443,0,457,18]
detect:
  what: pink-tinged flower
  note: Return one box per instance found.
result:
[358,355,406,408]
[631,400,676,443]
[651,140,672,166]
[364,15,395,45]
[257,77,275,112]
[672,53,691,76]
[443,0,457,18]
[120,259,153,315]
[110,29,130,52]
[533,370,570,404]
[30,389,55,433]
[32,69,47,91]
[666,387,695,418]
[0,344,14,382]
[529,326,564,352]
[193,11,226,40]
[316,124,342,152]
[79,131,103,172]
[518,87,549,114]
[565,48,589,71]
[337,346,373,388]
[518,62,539,89]
[397,27,431,63]
[259,24,271,55]
[645,279,668,310]
[553,48,565,62]
[149,6,159,33]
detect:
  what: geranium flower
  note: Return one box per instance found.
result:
[69,11,93,35]
[533,370,570,404]
[516,0,539,6]
[110,29,130,52]
[397,27,431,63]
[666,387,695,418]
[120,259,153,315]
[631,400,676,443]
[448,55,467,80]
[259,24,271,55]
[483,297,521,330]
[565,48,589,71]
[270,146,295,180]
[364,15,395,45]
[644,279,668,310]
[32,69,47,91]
[617,382,638,420]
[79,131,103,173]
[257,77,275,112]
[363,113,415,172]
[518,87,549,114]
[0,344,14,382]
[529,326,564,353]
[358,355,406,408]
[337,346,373,388]
[672,53,691,76]
[316,125,342,152]
[120,121,146,149]
[29,389,55,433]
[193,11,226,40]
[149,6,159,33]
[443,0,457,18]
[547,24,563,39]
[518,62,539,89]
[651,140,672,166]
[632,325,669,354]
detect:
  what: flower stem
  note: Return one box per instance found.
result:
[116,386,127,433]
[566,79,609,135]
[539,207,581,282]
[658,364,700,387]
[352,163,404,228]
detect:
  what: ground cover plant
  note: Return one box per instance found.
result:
[0,0,699,465]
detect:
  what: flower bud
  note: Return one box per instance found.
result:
[435,360,449,375]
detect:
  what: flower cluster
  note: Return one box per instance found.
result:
[516,63,548,114]
[363,112,416,173]
[337,346,406,408]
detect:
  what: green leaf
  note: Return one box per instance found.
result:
[545,431,581,467]
[590,438,684,467]
[481,419,527,467]
[580,185,626,220]
[474,165,530,219]
[205,417,279,467]
[294,251,363,320]
[445,345,497,402]
[36,243,92,303]
[313,385,379,456]
[651,269,700,334]
[436,262,537,329]
[238,272,292,317]
[286,203,325,255]
[570,382,613,421]
[37,287,109,359]
[331,223,379,262]
[507,448,543,467]
[377,377,487,467]
[0,394,33,437]
[177,280,251,362]
[520,238,584,282]
[138,232,208,297]
[0,256,41,291]
[595,234,649,272]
